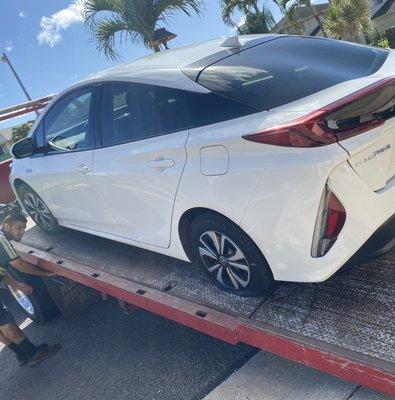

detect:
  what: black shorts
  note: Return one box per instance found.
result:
[0,302,14,326]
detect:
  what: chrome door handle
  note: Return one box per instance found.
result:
[148,159,175,170]
[75,164,91,175]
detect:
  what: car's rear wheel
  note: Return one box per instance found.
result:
[190,213,274,297]
[18,184,61,233]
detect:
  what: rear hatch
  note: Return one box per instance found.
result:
[328,77,395,191]
[183,36,394,191]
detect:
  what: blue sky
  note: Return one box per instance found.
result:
[0,0,286,128]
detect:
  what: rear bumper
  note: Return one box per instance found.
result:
[345,213,395,267]
[241,144,395,283]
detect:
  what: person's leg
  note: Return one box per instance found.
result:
[0,304,39,362]
[0,304,31,366]
[0,330,11,346]
[0,304,60,367]
[0,322,38,362]
[0,321,25,344]
[0,328,30,365]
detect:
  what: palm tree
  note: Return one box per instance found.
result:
[12,122,34,143]
[324,0,372,43]
[220,0,275,34]
[237,9,276,34]
[276,0,328,37]
[83,0,204,59]
[221,0,259,26]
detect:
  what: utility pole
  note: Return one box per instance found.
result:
[0,52,39,116]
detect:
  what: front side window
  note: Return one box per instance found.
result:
[44,88,94,152]
[101,82,155,147]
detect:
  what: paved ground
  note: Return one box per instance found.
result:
[204,352,392,400]
[0,289,391,400]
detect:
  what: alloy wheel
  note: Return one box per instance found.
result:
[23,192,55,230]
[198,231,251,290]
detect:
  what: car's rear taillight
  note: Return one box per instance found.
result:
[311,186,346,257]
[243,77,395,148]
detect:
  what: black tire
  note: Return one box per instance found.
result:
[6,268,60,323]
[18,184,61,233]
[190,213,274,297]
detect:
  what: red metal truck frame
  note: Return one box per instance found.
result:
[15,242,395,397]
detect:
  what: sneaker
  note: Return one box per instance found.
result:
[18,344,48,367]
[28,344,61,367]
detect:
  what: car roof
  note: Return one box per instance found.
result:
[68,34,279,92]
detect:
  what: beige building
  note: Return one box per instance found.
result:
[372,0,395,32]
[273,1,395,37]
[0,127,13,160]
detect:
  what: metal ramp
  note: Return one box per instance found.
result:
[15,226,395,396]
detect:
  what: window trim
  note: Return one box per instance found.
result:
[40,84,99,157]
[96,81,192,150]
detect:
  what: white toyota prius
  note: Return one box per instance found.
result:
[10,35,395,296]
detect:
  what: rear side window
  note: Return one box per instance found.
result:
[101,82,155,146]
[197,37,389,111]
[181,91,256,127]
[156,87,189,134]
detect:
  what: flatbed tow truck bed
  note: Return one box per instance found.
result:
[13,226,394,397]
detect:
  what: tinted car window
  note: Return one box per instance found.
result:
[197,36,389,111]
[44,88,94,152]
[181,91,257,127]
[101,82,155,146]
[156,87,189,134]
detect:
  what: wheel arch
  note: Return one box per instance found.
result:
[177,207,268,266]
[13,178,28,192]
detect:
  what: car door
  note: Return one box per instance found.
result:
[30,86,119,233]
[93,82,190,248]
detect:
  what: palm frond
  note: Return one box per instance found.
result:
[93,17,130,60]
[221,0,239,26]
[284,3,301,30]
[324,0,372,41]
[237,6,276,34]
[154,0,204,21]
[83,0,123,28]
[83,0,206,58]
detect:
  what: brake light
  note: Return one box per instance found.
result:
[243,76,395,148]
[311,187,346,257]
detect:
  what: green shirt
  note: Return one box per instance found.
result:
[0,231,18,282]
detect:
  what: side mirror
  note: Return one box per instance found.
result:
[11,138,36,159]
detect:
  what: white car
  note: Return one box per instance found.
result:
[10,35,395,296]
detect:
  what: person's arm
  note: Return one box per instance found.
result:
[3,272,33,294]
[0,236,54,277]
[9,258,55,277]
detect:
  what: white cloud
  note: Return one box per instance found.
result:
[5,40,13,52]
[19,10,27,18]
[37,1,83,47]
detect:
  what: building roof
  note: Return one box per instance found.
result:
[309,25,321,36]
[372,0,395,18]
[0,129,13,145]
[273,4,329,32]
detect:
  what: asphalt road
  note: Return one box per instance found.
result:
[0,288,390,400]
[0,289,256,400]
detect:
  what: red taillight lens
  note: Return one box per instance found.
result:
[242,110,336,148]
[326,192,346,239]
[312,187,346,257]
[243,77,395,148]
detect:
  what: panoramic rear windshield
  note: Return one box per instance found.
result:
[196,36,389,111]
